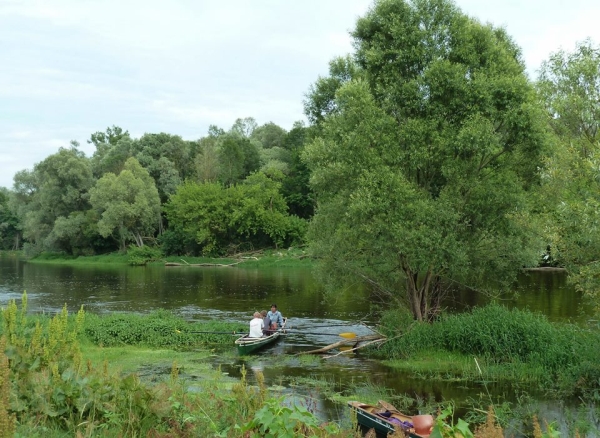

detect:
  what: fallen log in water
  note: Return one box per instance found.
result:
[299,334,385,355]
[165,261,244,267]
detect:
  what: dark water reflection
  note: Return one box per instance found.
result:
[0,255,596,434]
[0,257,372,323]
[447,270,595,325]
[1,256,591,324]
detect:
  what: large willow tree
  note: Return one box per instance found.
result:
[304,0,548,320]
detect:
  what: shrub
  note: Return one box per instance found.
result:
[373,303,600,398]
[127,245,163,266]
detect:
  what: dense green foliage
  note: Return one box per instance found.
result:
[0,188,19,250]
[2,118,313,258]
[537,40,600,311]
[163,173,306,256]
[11,145,100,257]
[90,157,161,250]
[125,244,164,265]
[304,0,548,320]
[376,304,600,400]
[84,310,247,348]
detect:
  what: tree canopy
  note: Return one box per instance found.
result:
[537,40,600,310]
[163,173,305,256]
[89,157,161,250]
[304,0,549,320]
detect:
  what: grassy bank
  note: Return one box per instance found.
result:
[373,304,600,402]
[23,247,314,268]
[0,294,355,437]
[2,295,596,436]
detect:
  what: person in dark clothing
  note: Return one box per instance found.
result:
[260,310,272,334]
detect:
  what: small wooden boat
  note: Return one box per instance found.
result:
[348,400,432,437]
[235,318,287,355]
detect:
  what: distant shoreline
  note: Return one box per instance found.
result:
[3,249,314,269]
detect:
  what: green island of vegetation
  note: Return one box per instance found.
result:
[2,0,600,435]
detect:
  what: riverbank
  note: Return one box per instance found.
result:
[0,296,356,437]
[14,247,314,268]
[3,294,598,436]
[373,306,600,417]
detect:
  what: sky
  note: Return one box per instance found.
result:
[1,0,599,190]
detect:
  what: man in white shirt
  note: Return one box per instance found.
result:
[249,312,264,338]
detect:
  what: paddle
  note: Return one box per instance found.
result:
[291,324,356,329]
[176,329,357,338]
[281,330,357,338]
[175,329,247,335]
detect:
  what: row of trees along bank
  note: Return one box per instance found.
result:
[0,119,313,257]
[1,0,600,321]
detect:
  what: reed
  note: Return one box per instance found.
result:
[0,337,15,438]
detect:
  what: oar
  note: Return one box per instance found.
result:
[175,329,247,335]
[282,330,357,338]
[291,324,356,329]
[176,329,357,338]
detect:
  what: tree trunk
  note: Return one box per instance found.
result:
[119,224,127,252]
[158,214,164,235]
[132,232,144,247]
[402,259,442,322]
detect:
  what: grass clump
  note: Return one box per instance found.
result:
[375,304,600,399]
[84,309,247,348]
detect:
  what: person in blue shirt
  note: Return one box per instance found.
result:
[266,304,284,329]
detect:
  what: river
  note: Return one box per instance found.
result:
[0,254,596,435]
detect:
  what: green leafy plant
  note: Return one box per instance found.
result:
[126,244,163,265]
[240,396,340,438]
[83,310,246,348]
[430,405,474,438]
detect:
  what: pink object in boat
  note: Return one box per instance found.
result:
[412,414,434,435]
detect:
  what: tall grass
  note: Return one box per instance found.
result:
[30,251,131,264]
[375,304,600,399]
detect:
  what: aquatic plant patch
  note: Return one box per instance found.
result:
[84,310,247,348]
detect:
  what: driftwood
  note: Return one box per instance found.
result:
[165,261,245,267]
[523,267,566,272]
[299,334,385,355]
[323,338,387,359]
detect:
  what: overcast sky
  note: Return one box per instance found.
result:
[1,0,599,189]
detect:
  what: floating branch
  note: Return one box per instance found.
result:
[298,334,385,355]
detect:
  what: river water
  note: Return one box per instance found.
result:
[0,254,596,434]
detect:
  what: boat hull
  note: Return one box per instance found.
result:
[348,401,428,438]
[235,318,286,355]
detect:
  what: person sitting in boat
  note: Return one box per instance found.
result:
[249,311,264,338]
[267,304,284,329]
[260,310,273,334]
